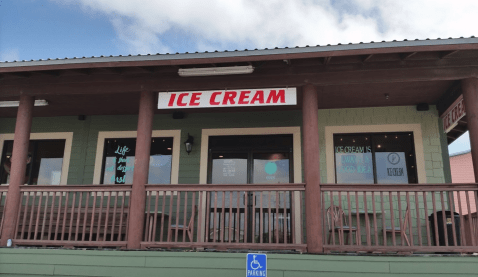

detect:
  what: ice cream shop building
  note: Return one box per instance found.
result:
[0,37,478,276]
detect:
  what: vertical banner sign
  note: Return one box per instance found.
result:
[247,253,267,277]
[114,143,130,184]
[441,94,465,133]
[158,88,296,109]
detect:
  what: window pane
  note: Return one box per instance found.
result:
[375,152,408,184]
[148,154,172,184]
[0,139,65,185]
[211,153,248,184]
[37,158,63,185]
[101,137,173,184]
[372,133,417,183]
[334,135,374,184]
[253,152,290,184]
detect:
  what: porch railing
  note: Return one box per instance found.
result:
[12,185,131,248]
[140,183,306,251]
[5,183,478,254]
[0,187,7,237]
[321,184,478,253]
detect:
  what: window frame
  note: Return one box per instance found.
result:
[0,132,74,186]
[325,124,427,184]
[92,130,181,185]
[333,132,418,184]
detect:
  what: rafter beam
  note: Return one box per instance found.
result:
[362,54,374,63]
[400,52,418,60]
[35,70,61,77]
[440,50,460,59]
[135,66,156,73]
[323,56,332,65]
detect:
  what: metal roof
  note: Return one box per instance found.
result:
[1,36,477,69]
[450,149,472,157]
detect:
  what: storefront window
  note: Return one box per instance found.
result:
[334,132,418,184]
[100,137,173,184]
[0,139,66,185]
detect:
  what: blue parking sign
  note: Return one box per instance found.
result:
[246,253,267,277]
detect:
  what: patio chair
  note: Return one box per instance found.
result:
[168,205,197,242]
[326,205,358,245]
[385,205,411,246]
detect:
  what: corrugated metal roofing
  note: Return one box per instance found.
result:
[0,36,477,68]
[450,149,472,157]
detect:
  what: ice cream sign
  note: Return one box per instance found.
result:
[441,94,465,133]
[158,88,296,109]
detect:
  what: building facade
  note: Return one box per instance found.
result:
[0,37,478,275]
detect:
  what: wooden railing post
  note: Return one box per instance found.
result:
[462,78,478,183]
[0,95,34,246]
[302,84,323,253]
[127,91,154,249]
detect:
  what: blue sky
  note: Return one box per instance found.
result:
[1,0,477,154]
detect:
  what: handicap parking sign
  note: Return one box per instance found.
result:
[246,253,267,277]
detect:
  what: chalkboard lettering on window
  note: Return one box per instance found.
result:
[114,145,130,184]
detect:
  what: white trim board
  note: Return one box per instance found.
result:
[92,130,181,185]
[0,132,74,185]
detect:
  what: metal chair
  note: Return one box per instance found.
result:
[168,205,197,242]
[385,206,411,246]
[326,205,358,245]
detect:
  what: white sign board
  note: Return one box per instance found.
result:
[375,152,408,184]
[441,94,465,133]
[158,88,296,109]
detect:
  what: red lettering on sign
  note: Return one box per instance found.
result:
[238,91,251,104]
[190,93,201,106]
[266,89,285,104]
[177,93,188,106]
[250,90,264,104]
[223,91,237,105]
[210,92,221,105]
[168,94,176,107]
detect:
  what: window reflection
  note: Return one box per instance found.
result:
[0,140,65,185]
[100,137,173,184]
[334,133,417,184]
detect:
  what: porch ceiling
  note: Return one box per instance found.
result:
[0,41,477,117]
[0,80,453,118]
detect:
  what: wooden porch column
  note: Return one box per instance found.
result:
[127,91,154,249]
[0,95,34,246]
[462,78,478,182]
[302,85,323,253]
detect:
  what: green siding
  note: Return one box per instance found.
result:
[0,248,477,276]
[0,105,448,186]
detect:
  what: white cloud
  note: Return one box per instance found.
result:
[0,48,20,62]
[53,0,478,54]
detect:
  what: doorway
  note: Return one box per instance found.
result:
[207,135,294,243]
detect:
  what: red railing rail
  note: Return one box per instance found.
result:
[12,185,131,248]
[141,183,306,251]
[0,187,7,237]
[321,183,478,253]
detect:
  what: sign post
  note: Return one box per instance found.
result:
[246,253,267,277]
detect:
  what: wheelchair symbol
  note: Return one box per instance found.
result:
[250,255,263,270]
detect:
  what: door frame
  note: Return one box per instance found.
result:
[199,127,302,243]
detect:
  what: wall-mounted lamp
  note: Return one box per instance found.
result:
[184,133,194,155]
